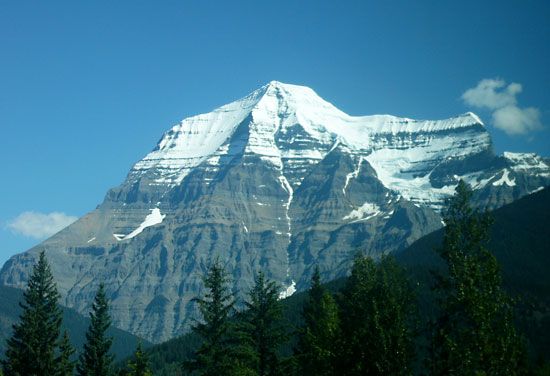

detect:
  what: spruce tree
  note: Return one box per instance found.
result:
[127,342,152,376]
[431,180,525,375]
[338,255,416,375]
[2,250,63,376]
[77,283,114,376]
[238,271,287,376]
[184,260,236,375]
[57,330,76,376]
[295,266,339,376]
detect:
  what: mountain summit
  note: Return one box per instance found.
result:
[1,82,548,342]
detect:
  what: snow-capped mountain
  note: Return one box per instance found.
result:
[1,81,548,343]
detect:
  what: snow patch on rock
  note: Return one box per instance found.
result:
[492,169,516,187]
[343,156,363,195]
[278,280,296,300]
[343,202,381,222]
[123,208,166,240]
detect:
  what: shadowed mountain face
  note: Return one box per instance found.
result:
[0,285,150,361]
[1,81,549,343]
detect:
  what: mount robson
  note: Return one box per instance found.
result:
[2,81,549,343]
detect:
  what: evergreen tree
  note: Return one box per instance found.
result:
[431,180,525,375]
[338,255,416,375]
[238,271,287,376]
[295,266,339,376]
[77,283,114,376]
[184,260,236,375]
[57,330,76,376]
[2,250,63,376]
[127,342,152,376]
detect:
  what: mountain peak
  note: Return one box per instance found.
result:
[253,80,331,111]
[129,82,490,188]
[3,82,548,345]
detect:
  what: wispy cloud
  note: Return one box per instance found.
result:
[462,78,543,136]
[7,211,78,239]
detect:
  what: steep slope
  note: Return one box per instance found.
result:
[136,188,550,376]
[1,81,549,343]
[0,285,151,361]
[396,187,550,361]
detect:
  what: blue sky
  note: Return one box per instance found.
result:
[1,0,549,267]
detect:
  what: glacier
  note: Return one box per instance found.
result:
[1,81,548,344]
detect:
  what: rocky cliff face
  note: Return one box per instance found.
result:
[1,81,549,343]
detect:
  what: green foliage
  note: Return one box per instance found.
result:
[236,272,287,376]
[295,267,339,376]
[431,180,526,375]
[77,283,114,376]
[57,330,76,376]
[0,284,150,363]
[184,260,236,375]
[337,254,416,375]
[126,342,152,376]
[118,189,550,375]
[2,250,63,376]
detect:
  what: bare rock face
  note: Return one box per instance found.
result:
[1,81,549,343]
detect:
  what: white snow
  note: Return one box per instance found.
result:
[278,174,294,241]
[343,157,363,195]
[461,172,496,190]
[87,237,96,243]
[492,169,516,187]
[278,280,296,300]
[343,202,381,222]
[122,208,166,240]
[123,81,548,211]
[503,152,550,177]
[130,81,486,192]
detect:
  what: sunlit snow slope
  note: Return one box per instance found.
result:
[2,81,548,343]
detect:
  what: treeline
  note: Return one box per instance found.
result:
[179,182,537,375]
[0,181,546,375]
[0,251,151,376]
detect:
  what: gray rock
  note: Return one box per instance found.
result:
[1,82,548,343]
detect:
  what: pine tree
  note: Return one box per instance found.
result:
[184,260,236,376]
[57,330,76,376]
[238,271,287,376]
[338,255,416,375]
[295,266,339,376]
[77,283,114,376]
[2,250,63,376]
[127,342,152,376]
[431,180,525,375]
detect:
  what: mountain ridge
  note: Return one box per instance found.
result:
[1,82,549,343]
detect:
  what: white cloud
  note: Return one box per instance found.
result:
[461,78,543,136]
[7,211,78,239]
[492,105,542,136]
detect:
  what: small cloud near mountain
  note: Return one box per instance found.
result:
[462,78,543,136]
[7,211,77,239]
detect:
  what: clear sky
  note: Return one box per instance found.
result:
[1,0,549,267]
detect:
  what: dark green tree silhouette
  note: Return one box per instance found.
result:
[57,330,76,376]
[238,272,287,376]
[2,250,63,376]
[295,266,339,376]
[77,283,114,376]
[127,342,152,376]
[184,260,236,376]
[431,180,525,375]
[338,255,416,375]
